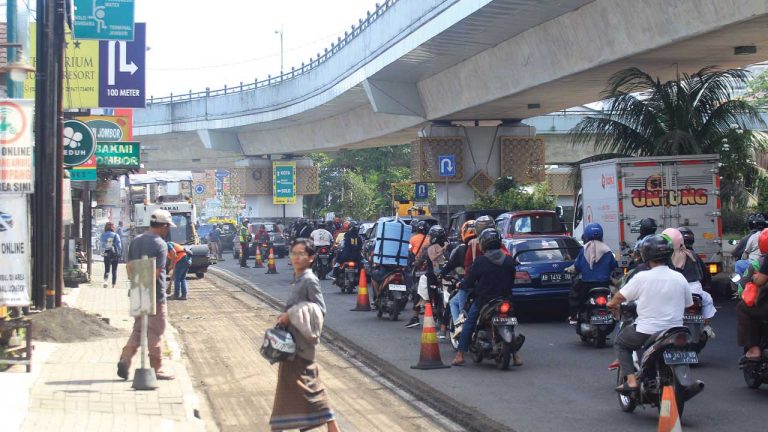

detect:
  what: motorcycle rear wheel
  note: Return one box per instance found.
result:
[389,294,400,321]
[496,342,512,371]
[616,371,637,413]
[593,330,607,348]
[743,365,763,389]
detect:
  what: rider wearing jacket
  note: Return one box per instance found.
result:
[441,220,475,338]
[406,225,448,329]
[333,222,362,282]
[737,228,768,361]
[452,228,519,367]
[607,234,693,393]
[567,223,617,322]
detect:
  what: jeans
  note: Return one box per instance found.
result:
[103,254,119,285]
[450,289,468,324]
[458,302,481,352]
[173,257,191,298]
[735,259,750,277]
[614,324,652,379]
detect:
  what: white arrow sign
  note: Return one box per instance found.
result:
[107,41,139,86]
[438,155,456,177]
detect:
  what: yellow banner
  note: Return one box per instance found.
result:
[24,23,99,108]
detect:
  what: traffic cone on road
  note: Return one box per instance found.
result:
[411,302,450,370]
[658,386,682,432]
[254,247,264,268]
[266,248,279,274]
[350,268,371,311]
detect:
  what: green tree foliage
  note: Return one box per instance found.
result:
[746,69,768,108]
[470,178,555,211]
[304,145,412,220]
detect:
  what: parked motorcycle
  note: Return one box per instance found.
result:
[312,246,332,280]
[465,297,524,370]
[337,261,359,293]
[374,268,409,321]
[684,294,707,353]
[575,284,615,348]
[616,303,705,417]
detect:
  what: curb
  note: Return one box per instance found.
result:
[208,267,514,432]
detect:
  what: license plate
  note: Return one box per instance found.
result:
[590,314,613,324]
[492,316,518,325]
[663,350,699,365]
[684,315,704,323]
[319,254,330,259]
[389,284,407,292]
[415,271,427,277]
[540,272,571,284]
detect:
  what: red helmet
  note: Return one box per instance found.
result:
[342,221,350,231]
[759,228,768,254]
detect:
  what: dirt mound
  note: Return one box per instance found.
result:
[27,307,125,343]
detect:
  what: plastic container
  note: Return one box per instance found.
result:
[372,220,412,267]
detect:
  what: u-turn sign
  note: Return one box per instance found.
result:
[438,155,456,177]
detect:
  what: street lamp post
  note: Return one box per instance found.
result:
[274,27,284,74]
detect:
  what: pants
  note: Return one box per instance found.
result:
[173,257,191,298]
[568,279,610,316]
[450,289,468,324]
[103,254,119,285]
[735,259,750,277]
[736,301,768,348]
[240,242,250,267]
[688,281,716,320]
[210,241,221,259]
[458,301,481,352]
[120,302,168,369]
[614,324,652,379]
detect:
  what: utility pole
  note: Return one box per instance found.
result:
[274,26,284,74]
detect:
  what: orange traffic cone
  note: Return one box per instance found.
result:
[254,247,264,268]
[350,268,371,311]
[411,302,450,370]
[266,248,279,274]
[658,386,682,432]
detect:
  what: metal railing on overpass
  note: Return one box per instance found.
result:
[147,0,400,105]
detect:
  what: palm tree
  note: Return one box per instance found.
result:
[569,66,768,210]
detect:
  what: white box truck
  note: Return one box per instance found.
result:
[573,154,722,273]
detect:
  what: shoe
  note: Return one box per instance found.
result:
[240,265,250,268]
[703,325,716,340]
[405,316,420,328]
[117,360,129,380]
[178,296,187,301]
[437,331,446,340]
[568,316,578,325]
[102,281,108,288]
[155,370,175,380]
[608,359,620,370]
[111,284,116,289]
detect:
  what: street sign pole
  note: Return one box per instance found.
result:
[445,175,449,225]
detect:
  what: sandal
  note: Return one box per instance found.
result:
[615,382,638,394]
[451,359,466,366]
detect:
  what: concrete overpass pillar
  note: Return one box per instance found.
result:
[414,121,541,212]
[232,158,318,220]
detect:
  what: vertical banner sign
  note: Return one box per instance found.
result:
[0,195,31,306]
[0,100,34,193]
[99,23,146,108]
[273,162,297,205]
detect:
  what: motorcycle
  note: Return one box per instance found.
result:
[465,297,523,370]
[615,303,705,417]
[684,294,707,353]
[374,268,409,321]
[731,273,768,388]
[337,261,359,294]
[441,273,463,350]
[575,283,615,348]
[312,246,332,280]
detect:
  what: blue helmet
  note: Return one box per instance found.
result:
[584,223,603,241]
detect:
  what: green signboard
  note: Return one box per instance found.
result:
[63,120,97,167]
[69,168,97,181]
[273,161,296,205]
[96,141,140,169]
[73,0,135,41]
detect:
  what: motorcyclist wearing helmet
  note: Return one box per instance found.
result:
[452,228,520,367]
[737,228,768,361]
[464,215,510,271]
[333,221,363,284]
[735,213,768,276]
[733,213,763,260]
[607,234,693,393]
[566,223,618,323]
[310,222,334,248]
[406,225,448,330]
[441,220,476,341]
[334,220,350,248]
[409,220,430,257]
[678,226,712,293]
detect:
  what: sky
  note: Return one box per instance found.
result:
[134,0,381,98]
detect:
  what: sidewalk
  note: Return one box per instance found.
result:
[0,261,213,432]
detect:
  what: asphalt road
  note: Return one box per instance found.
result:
[211,255,768,432]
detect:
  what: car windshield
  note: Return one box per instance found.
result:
[511,238,581,263]
[511,214,562,234]
[169,215,192,245]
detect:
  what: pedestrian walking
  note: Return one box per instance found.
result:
[100,222,122,288]
[117,209,176,381]
[209,223,223,260]
[270,238,339,432]
[168,242,191,300]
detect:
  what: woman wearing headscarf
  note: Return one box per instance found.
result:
[567,223,617,323]
[100,222,122,288]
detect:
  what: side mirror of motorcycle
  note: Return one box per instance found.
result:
[728,239,739,246]
[730,273,742,283]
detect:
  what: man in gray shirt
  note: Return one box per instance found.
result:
[117,209,175,381]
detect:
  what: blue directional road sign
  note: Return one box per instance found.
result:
[73,0,136,41]
[438,155,456,177]
[194,184,206,195]
[414,183,429,200]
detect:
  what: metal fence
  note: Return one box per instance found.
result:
[147,0,400,105]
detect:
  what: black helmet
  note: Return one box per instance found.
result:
[748,213,759,230]
[260,326,296,364]
[478,228,502,252]
[348,221,360,234]
[414,220,429,234]
[428,225,447,245]
[639,218,658,238]
[475,215,495,234]
[754,213,767,230]
[678,226,695,248]
[640,234,673,263]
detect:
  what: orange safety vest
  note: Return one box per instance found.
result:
[168,243,187,264]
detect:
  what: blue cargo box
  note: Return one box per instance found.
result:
[372,220,412,267]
